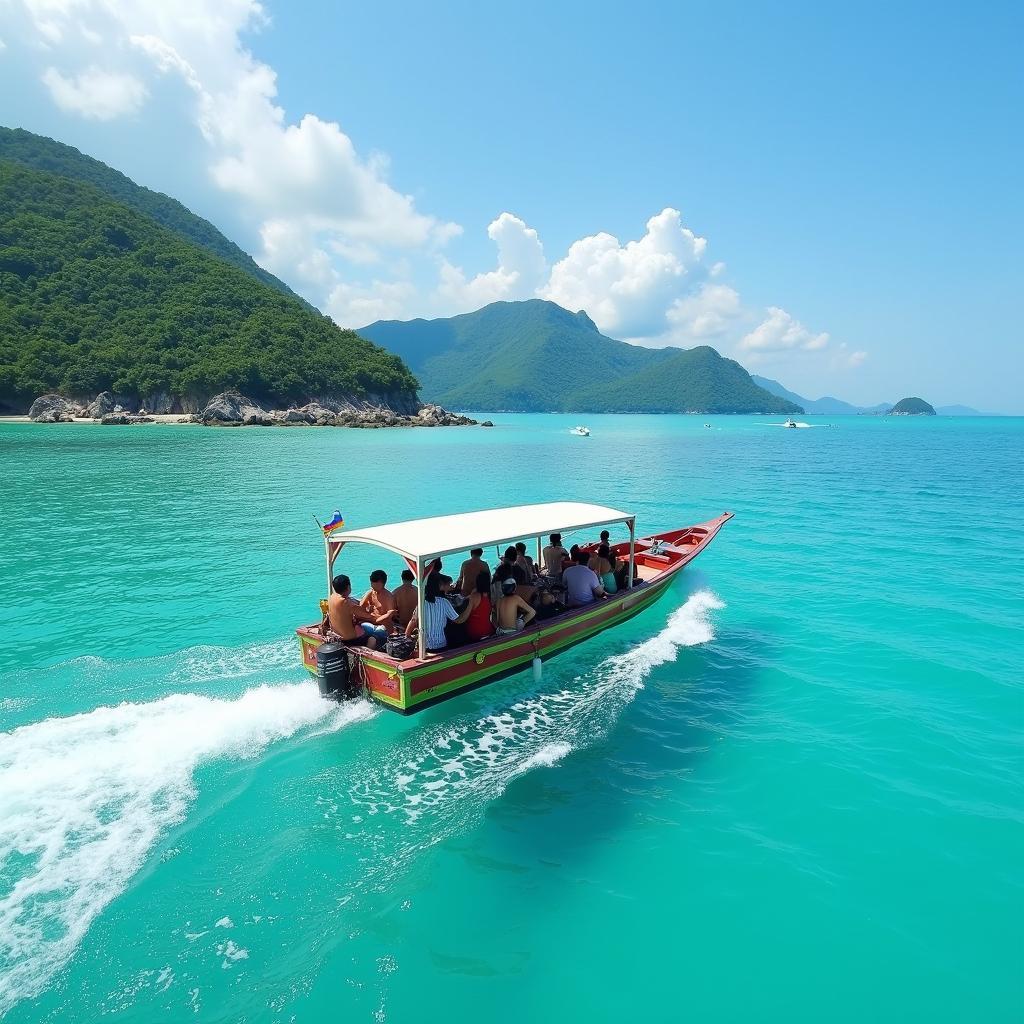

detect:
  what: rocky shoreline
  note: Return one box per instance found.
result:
[26,391,492,429]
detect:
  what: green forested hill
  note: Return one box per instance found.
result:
[0,126,304,304]
[361,299,801,414]
[888,397,936,415]
[0,161,418,412]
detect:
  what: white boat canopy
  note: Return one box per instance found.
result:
[333,501,634,563]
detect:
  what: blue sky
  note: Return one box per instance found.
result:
[1,1,1021,410]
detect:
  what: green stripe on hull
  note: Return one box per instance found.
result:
[404,580,669,709]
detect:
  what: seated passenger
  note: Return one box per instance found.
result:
[563,549,606,607]
[456,548,490,596]
[534,589,566,620]
[588,543,618,594]
[516,577,538,606]
[514,542,536,580]
[393,569,418,629]
[494,577,536,636]
[500,546,520,574]
[328,574,388,648]
[459,570,494,642]
[403,571,458,652]
[492,558,525,595]
[360,569,398,630]
[542,533,569,578]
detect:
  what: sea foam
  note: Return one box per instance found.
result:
[0,681,373,1014]
[345,589,725,848]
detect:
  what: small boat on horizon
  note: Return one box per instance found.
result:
[297,502,732,714]
[570,425,591,436]
[784,417,798,428]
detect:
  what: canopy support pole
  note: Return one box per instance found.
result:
[627,518,636,589]
[536,535,543,575]
[416,557,427,661]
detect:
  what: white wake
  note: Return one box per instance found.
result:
[345,589,725,852]
[0,681,373,1014]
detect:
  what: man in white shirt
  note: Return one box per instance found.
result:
[562,549,605,607]
[542,533,569,578]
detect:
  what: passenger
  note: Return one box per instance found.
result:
[491,561,515,604]
[494,577,536,636]
[393,569,418,629]
[514,542,536,580]
[535,589,565,620]
[542,533,569,578]
[403,571,458,652]
[563,549,606,607]
[456,548,489,596]
[516,574,538,606]
[360,569,398,630]
[588,543,618,594]
[459,569,495,642]
[501,546,520,574]
[328,574,388,648]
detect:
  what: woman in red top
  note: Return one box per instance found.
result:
[462,570,495,642]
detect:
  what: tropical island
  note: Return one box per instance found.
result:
[0,129,421,420]
[887,397,936,416]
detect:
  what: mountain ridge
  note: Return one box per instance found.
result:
[360,300,800,414]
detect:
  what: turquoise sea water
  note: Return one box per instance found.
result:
[0,414,1021,1022]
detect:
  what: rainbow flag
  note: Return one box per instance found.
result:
[322,510,345,535]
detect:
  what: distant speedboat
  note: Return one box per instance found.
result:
[784,418,798,428]
[570,426,591,436]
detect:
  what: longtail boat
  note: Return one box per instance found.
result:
[297,502,732,713]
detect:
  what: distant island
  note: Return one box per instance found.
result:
[753,375,981,416]
[0,128,420,416]
[887,397,936,416]
[360,300,801,415]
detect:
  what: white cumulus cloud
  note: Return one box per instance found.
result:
[739,306,829,354]
[541,208,707,339]
[40,65,147,120]
[17,0,457,292]
[436,212,546,312]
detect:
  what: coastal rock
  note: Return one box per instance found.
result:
[481,420,494,427]
[296,402,337,425]
[29,394,83,422]
[276,407,316,424]
[416,404,476,427]
[100,413,154,425]
[199,391,272,425]
[143,391,175,415]
[85,392,119,418]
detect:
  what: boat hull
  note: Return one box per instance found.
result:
[297,512,732,713]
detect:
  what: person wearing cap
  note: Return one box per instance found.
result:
[494,576,536,636]
[542,533,569,578]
